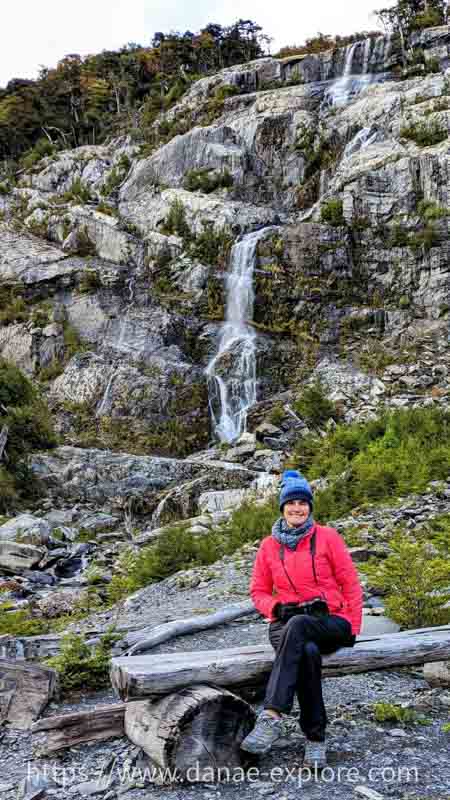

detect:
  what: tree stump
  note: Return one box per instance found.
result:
[125,684,256,782]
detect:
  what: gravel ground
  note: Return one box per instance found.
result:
[2,614,449,800]
[3,540,450,800]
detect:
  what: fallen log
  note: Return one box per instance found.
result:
[125,685,255,782]
[31,703,125,753]
[111,624,450,701]
[122,600,256,655]
[0,659,58,729]
[0,632,68,661]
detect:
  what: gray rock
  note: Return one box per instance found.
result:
[31,446,257,516]
[0,515,51,546]
[0,541,46,572]
[423,660,450,688]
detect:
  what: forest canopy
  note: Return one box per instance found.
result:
[0,19,268,161]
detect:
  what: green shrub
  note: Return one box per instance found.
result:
[0,294,28,326]
[409,223,439,251]
[424,56,441,75]
[320,198,344,226]
[63,322,87,359]
[417,513,450,557]
[100,156,130,197]
[372,702,418,724]
[183,168,233,194]
[268,403,286,427]
[0,361,56,510]
[188,221,233,266]
[365,533,450,628]
[418,199,448,221]
[108,494,280,603]
[389,224,410,247]
[78,268,101,294]
[203,84,240,122]
[291,406,450,520]
[293,382,340,429]
[61,177,92,204]
[0,603,50,636]
[108,525,224,602]
[155,242,173,269]
[20,138,56,171]
[220,496,279,554]
[400,120,448,147]
[411,8,444,30]
[46,628,119,693]
[161,199,191,239]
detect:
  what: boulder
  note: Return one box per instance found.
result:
[119,186,279,238]
[31,446,259,515]
[423,660,450,688]
[0,541,45,573]
[0,659,58,729]
[0,515,51,546]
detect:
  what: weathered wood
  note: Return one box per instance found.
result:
[125,685,255,781]
[0,659,58,729]
[31,703,125,753]
[0,632,67,661]
[0,628,125,661]
[123,601,256,655]
[111,624,450,701]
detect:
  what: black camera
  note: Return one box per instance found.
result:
[275,598,329,623]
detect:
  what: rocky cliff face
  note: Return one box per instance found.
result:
[0,26,449,467]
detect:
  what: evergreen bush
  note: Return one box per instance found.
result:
[0,360,56,510]
[400,120,448,147]
[188,221,233,266]
[161,199,191,239]
[46,628,119,692]
[291,406,450,519]
[183,168,233,193]
[365,532,450,628]
[320,198,345,226]
[293,382,341,429]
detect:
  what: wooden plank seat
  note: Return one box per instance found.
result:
[110,625,450,782]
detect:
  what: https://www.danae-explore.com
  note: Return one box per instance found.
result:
[27,760,420,789]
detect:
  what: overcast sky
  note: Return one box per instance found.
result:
[1,0,394,89]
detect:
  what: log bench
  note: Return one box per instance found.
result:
[110,624,450,782]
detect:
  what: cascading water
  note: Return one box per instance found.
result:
[327,41,360,107]
[326,34,392,108]
[343,126,379,159]
[206,228,273,443]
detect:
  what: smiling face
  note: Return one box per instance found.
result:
[283,499,311,528]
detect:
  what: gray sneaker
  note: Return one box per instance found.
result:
[240,710,283,754]
[303,739,327,768]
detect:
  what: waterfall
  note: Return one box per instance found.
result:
[327,41,361,107]
[326,35,391,108]
[206,228,273,443]
[362,38,371,75]
[343,126,379,159]
[96,367,116,417]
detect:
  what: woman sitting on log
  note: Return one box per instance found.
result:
[241,470,363,767]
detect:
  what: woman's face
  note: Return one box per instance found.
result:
[283,499,310,528]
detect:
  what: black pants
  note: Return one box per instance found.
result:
[265,614,352,742]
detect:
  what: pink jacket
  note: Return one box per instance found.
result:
[250,524,363,634]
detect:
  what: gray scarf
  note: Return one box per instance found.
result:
[272,515,315,551]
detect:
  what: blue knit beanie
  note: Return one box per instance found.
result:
[279,469,313,511]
